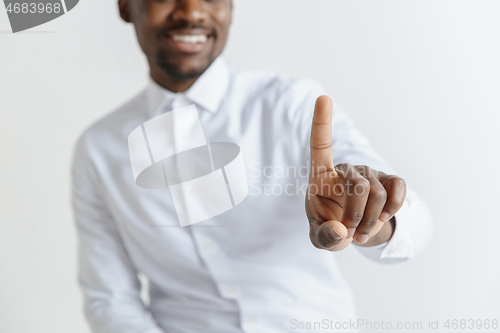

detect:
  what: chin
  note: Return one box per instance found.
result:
[157,52,214,80]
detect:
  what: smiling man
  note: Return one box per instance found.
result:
[123,0,231,91]
[72,1,433,332]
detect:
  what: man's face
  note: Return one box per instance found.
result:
[120,0,232,80]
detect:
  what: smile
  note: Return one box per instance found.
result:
[172,34,208,44]
[167,32,211,53]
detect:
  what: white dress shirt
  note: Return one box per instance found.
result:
[72,57,433,333]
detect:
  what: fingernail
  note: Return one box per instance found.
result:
[331,226,345,240]
[347,228,356,239]
[355,234,369,244]
[379,212,391,222]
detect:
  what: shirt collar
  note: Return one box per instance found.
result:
[146,57,230,117]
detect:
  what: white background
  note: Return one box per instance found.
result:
[1,1,499,332]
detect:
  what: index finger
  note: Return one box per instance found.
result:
[310,95,335,173]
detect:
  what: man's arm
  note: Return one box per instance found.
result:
[72,135,164,333]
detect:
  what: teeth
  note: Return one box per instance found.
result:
[172,34,208,44]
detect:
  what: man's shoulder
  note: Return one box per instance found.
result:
[74,89,147,158]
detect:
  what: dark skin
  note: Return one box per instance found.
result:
[118,0,232,93]
[118,0,406,251]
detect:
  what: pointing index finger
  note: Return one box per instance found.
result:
[310,95,335,174]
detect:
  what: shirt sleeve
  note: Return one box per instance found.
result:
[72,134,165,333]
[289,78,433,264]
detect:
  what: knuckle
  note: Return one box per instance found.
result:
[354,165,370,177]
[312,143,333,150]
[385,176,407,191]
[383,177,407,206]
[347,210,364,222]
[362,218,378,228]
[371,187,387,202]
[352,178,370,191]
[394,176,407,186]
[359,178,371,187]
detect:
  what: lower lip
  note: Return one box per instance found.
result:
[167,36,210,54]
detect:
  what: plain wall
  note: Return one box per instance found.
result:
[1,1,499,332]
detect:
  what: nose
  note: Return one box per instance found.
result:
[171,0,208,25]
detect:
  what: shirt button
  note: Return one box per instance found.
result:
[201,241,218,253]
[220,284,239,298]
[173,95,187,108]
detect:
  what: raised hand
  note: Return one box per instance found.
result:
[305,96,407,251]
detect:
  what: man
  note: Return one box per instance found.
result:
[72,0,432,332]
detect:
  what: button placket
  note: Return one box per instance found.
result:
[190,230,241,301]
